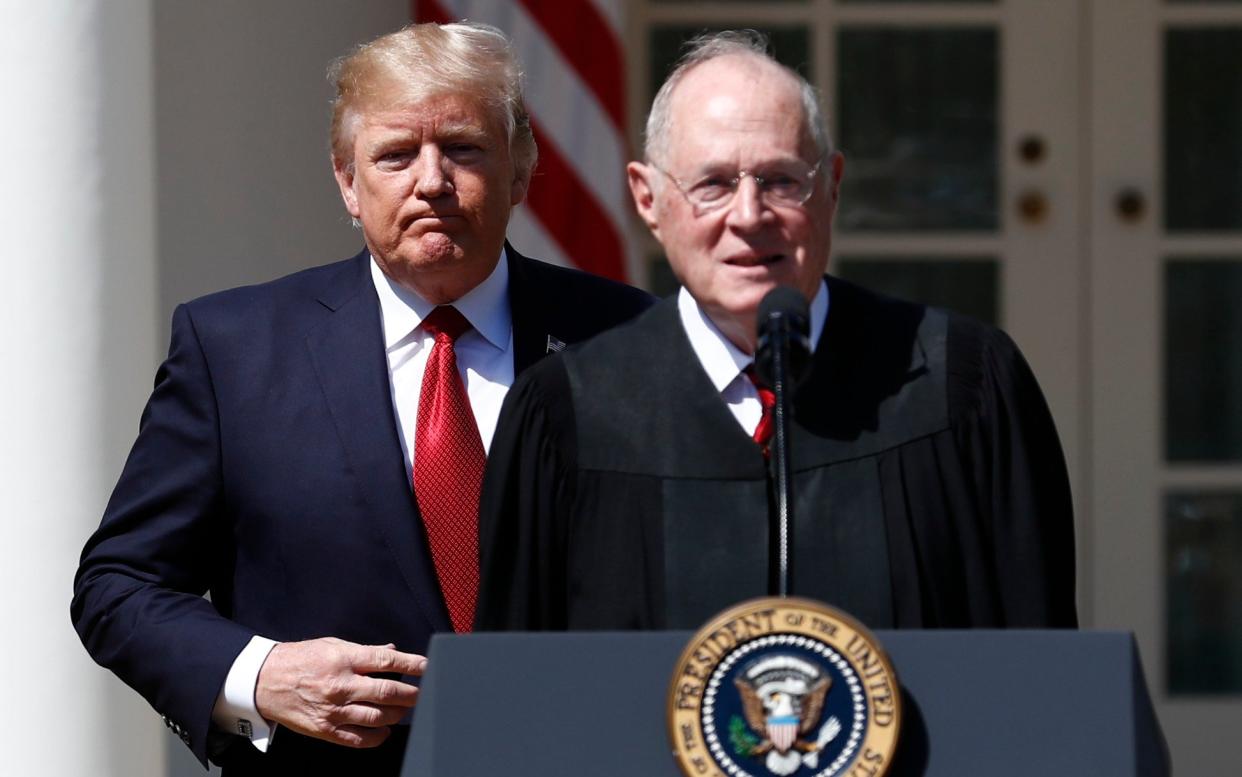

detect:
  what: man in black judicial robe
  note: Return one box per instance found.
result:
[475,31,1076,632]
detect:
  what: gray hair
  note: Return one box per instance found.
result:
[328,21,537,179]
[643,29,832,165]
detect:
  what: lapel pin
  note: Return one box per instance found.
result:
[546,335,566,354]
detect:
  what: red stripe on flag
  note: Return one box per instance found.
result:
[515,0,626,134]
[527,119,627,282]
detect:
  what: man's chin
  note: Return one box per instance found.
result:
[404,232,465,265]
[725,280,784,312]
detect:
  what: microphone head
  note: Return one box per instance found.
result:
[754,286,812,388]
[757,286,810,333]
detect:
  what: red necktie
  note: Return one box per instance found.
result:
[744,366,776,456]
[414,306,485,633]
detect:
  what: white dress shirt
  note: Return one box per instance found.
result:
[211,250,516,749]
[676,280,829,436]
[372,249,515,465]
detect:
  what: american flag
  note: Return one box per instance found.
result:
[414,0,633,284]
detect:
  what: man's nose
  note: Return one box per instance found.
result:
[414,148,453,198]
[724,175,766,229]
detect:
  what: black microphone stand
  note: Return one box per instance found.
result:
[755,287,810,598]
[767,316,796,597]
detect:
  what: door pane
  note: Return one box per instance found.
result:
[1164,260,1242,461]
[1164,28,1242,231]
[837,27,998,231]
[835,257,998,324]
[1166,492,1242,694]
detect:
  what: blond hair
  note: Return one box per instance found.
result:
[328,22,537,178]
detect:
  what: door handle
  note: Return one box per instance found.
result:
[1115,187,1147,223]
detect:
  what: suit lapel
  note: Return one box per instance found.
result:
[304,252,451,633]
[505,242,560,374]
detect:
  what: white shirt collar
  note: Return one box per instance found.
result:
[370,247,512,351]
[677,279,830,391]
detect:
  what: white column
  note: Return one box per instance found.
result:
[0,1,162,775]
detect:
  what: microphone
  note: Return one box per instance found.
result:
[753,286,811,598]
[755,286,811,388]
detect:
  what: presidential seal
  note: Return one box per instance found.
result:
[669,598,900,777]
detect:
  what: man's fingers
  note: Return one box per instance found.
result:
[347,676,420,707]
[330,723,392,749]
[253,637,423,749]
[351,645,428,676]
[331,701,409,729]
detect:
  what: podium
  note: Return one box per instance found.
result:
[404,630,1168,776]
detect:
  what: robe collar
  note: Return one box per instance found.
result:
[676,279,830,393]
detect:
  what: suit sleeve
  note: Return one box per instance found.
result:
[71,303,255,766]
[953,324,1078,628]
[475,361,577,631]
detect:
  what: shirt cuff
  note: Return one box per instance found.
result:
[211,635,278,752]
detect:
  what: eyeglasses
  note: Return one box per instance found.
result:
[651,158,823,215]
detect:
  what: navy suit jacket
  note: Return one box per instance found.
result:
[71,245,652,771]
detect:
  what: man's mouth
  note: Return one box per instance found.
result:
[403,214,461,231]
[725,253,785,267]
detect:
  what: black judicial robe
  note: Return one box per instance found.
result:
[476,277,1077,631]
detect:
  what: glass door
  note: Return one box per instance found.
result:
[1091,0,1242,770]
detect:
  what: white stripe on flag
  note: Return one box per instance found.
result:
[506,204,573,269]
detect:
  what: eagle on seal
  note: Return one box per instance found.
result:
[735,655,840,775]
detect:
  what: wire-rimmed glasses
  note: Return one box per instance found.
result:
[651,158,823,215]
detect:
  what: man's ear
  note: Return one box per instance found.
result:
[827,151,845,205]
[510,164,531,207]
[332,155,361,219]
[627,161,661,238]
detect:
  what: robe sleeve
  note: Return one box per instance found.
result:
[475,359,578,631]
[950,320,1078,627]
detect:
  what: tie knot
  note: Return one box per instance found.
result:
[421,305,472,342]
[743,365,776,409]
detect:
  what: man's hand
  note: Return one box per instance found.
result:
[255,637,427,748]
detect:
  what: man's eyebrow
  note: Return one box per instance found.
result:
[436,122,491,142]
[364,130,417,152]
[683,156,810,176]
[681,161,734,178]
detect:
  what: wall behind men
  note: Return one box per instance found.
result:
[155,0,409,341]
[154,3,409,773]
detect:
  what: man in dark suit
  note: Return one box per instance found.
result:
[476,31,1076,633]
[71,22,650,774]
